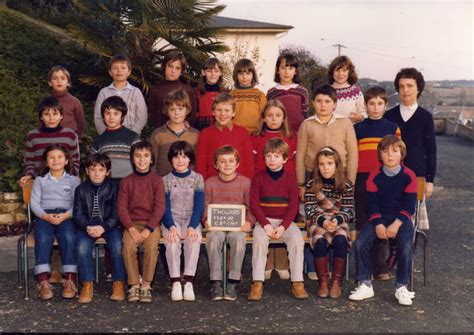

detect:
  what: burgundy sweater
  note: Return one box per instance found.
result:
[51,90,85,138]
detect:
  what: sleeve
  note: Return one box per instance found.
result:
[74,98,86,138]
[365,171,383,226]
[243,179,256,226]
[396,169,417,225]
[296,122,309,185]
[71,134,81,176]
[300,86,310,118]
[131,89,148,135]
[333,181,354,224]
[202,180,212,224]
[280,175,299,230]
[249,175,271,227]
[424,113,437,183]
[242,131,255,179]
[189,174,205,229]
[117,179,134,229]
[148,86,158,128]
[23,132,35,177]
[196,130,209,180]
[149,130,161,174]
[101,183,120,231]
[161,191,176,229]
[355,89,367,119]
[187,86,198,127]
[94,89,106,135]
[67,177,80,217]
[259,91,267,114]
[73,185,89,231]
[303,183,326,228]
[148,177,166,228]
[30,178,46,218]
[345,121,358,184]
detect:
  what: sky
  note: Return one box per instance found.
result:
[218,0,473,81]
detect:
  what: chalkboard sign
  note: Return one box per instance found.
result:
[207,204,245,231]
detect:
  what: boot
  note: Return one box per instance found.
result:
[291,282,309,299]
[110,281,125,301]
[314,256,329,298]
[248,281,264,301]
[329,257,346,299]
[78,282,93,303]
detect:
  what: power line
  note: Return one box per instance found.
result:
[332,43,347,56]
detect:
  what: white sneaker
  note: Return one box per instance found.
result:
[395,286,415,306]
[276,269,290,280]
[264,270,272,280]
[183,282,195,301]
[171,282,183,301]
[307,272,318,281]
[348,283,374,301]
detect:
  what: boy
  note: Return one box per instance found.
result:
[20,96,80,187]
[118,141,165,303]
[349,135,417,306]
[94,54,147,135]
[204,146,255,301]
[249,138,308,300]
[149,89,199,176]
[74,153,126,303]
[91,96,140,179]
[148,50,197,128]
[196,92,254,180]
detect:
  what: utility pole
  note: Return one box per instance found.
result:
[332,44,347,56]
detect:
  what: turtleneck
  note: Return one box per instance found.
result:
[322,177,335,185]
[172,170,191,178]
[264,124,284,132]
[40,125,62,133]
[134,170,151,177]
[205,82,220,92]
[234,83,253,90]
[383,165,401,177]
[266,167,284,181]
[51,90,68,98]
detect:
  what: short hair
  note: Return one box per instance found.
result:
[364,86,388,104]
[312,84,338,103]
[254,99,292,138]
[310,146,346,193]
[108,54,132,70]
[377,135,407,162]
[47,65,71,86]
[130,140,155,167]
[41,143,73,176]
[163,90,191,116]
[394,68,425,97]
[274,53,300,84]
[100,96,128,122]
[37,96,63,119]
[161,50,186,75]
[213,145,240,166]
[233,58,258,86]
[327,55,358,85]
[167,140,195,165]
[212,92,236,111]
[85,153,112,172]
[264,138,289,160]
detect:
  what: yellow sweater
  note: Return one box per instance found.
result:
[230,87,267,133]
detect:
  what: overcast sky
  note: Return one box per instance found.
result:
[218,0,473,81]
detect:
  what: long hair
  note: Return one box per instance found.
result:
[253,99,292,138]
[197,57,225,94]
[310,147,346,194]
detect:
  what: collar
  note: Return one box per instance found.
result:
[215,121,233,131]
[266,167,284,181]
[275,83,298,90]
[205,82,221,92]
[105,126,123,132]
[46,171,66,181]
[383,165,402,177]
[40,125,62,133]
[108,82,133,91]
[308,114,337,125]
[166,120,190,134]
[51,90,68,98]
[400,103,418,113]
[217,173,238,183]
[234,83,253,90]
[134,170,151,177]
[172,170,192,178]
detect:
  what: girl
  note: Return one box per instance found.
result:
[304,147,354,299]
[30,144,80,300]
[195,58,227,130]
[328,55,367,123]
[230,58,266,133]
[162,141,205,301]
[266,53,309,133]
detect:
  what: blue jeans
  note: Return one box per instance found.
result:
[304,245,315,273]
[76,228,126,282]
[354,220,414,286]
[34,209,77,275]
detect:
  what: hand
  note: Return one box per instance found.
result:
[240,220,251,233]
[19,175,32,188]
[54,212,70,224]
[187,227,199,242]
[140,228,151,241]
[323,219,337,233]
[128,227,143,245]
[263,224,274,238]
[386,220,402,239]
[375,224,388,240]
[167,226,181,243]
[425,182,434,199]
[42,213,61,225]
[271,226,285,239]
[87,225,105,238]
[298,186,306,202]
[348,112,363,124]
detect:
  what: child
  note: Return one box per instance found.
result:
[30,144,80,300]
[20,96,80,188]
[194,57,227,130]
[162,141,205,301]
[204,146,255,301]
[149,90,200,176]
[349,135,417,306]
[148,51,197,128]
[91,96,140,179]
[117,140,165,303]
[230,58,267,133]
[196,92,254,180]
[94,54,147,135]
[74,153,126,303]
[249,138,308,301]
[48,65,85,138]
[328,55,367,123]
[266,53,309,133]
[304,147,354,299]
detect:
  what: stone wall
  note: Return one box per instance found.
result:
[0,192,27,228]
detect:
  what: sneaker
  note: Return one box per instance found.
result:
[307,272,318,281]
[183,282,195,301]
[276,269,290,280]
[224,283,238,301]
[348,283,374,301]
[106,273,112,282]
[210,281,224,301]
[171,282,183,301]
[264,270,272,280]
[38,281,53,300]
[395,286,415,306]
[139,287,153,303]
[127,287,140,303]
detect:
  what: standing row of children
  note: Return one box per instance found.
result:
[20,49,436,307]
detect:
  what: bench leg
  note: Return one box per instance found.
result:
[24,234,30,300]
[17,236,24,287]
[95,244,100,284]
[222,238,227,296]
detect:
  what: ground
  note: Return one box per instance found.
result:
[0,136,473,333]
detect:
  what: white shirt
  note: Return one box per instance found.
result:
[400,103,418,122]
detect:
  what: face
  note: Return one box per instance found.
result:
[398,78,419,106]
[381,145,402,169]
[264,151,287,171]
[86,164,109,184]
[46,149,68,173]
[237,70,253,87]
[215,153,239,178]
[103,108,123,130]
[212,102,235,126]
[318,155,336,179]
[48,70,69,92]
[40,108,63,128]
[167,103,188,125]
[108,61,131,83]
[133,148,153,173]
[171,152,191,173]
[366,96,387,120]
[313,94,336,120]
[264,106,285,130]
[333,66,349,85]
[164,60,183,81]
[202,65,222,85]
[277,59,296,85]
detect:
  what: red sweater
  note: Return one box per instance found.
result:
[117,172,165,229]
[251,129,297,173]
[250,169,299,229]
[51,90,85,138]
[196,123,254,180]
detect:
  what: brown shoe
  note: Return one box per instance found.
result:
[375,273,391,281]
[110,281,126,301]
[38,281,53,300]
[62,280,77,299]
[78,282,93,303]
[48,271,65,284]
[329,257,345,299]
[248,281,263,301]
[291,282,309,299]
[315,256,329,298]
